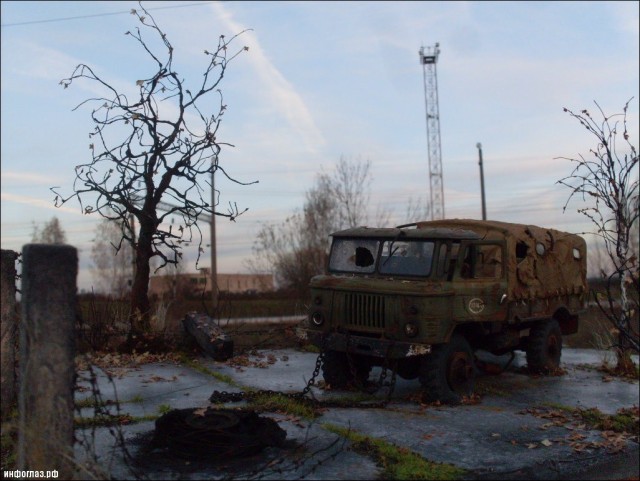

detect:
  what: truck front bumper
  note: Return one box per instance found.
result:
[296,327,431,359]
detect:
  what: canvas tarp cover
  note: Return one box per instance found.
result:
[415,219,587,301]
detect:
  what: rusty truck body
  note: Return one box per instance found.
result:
[297,219,587,403]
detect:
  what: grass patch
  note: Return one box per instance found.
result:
[75,393,150,410]
[543,403,639,436]
[75,403,174,428]
[75,413,136,428]
[577,407,639,435]
[246,392,317,419]
[74,411,165,429]
[299,343,321,353]
[177,353,238,386]
[323,424,464,480]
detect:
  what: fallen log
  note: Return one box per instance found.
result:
[182,312,234,361]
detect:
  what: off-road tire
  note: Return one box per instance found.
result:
[526,319,562,374]
[322,350,371,389]
[419,335,476,404]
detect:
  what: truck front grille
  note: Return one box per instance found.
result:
[343,293,386,330]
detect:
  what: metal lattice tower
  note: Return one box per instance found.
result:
[419,43,444,220]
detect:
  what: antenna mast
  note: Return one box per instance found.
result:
[419,43,444,220]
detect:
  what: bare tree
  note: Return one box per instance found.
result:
[248,157,371,295]
[31,216,67,244]
[402,195,431,225]
[557,98,639,371]
[91,215,134,297]
[324,156,371,228]
[52,4,253,338]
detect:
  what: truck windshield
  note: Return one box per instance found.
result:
[380,240,434,276]
[329,239,380,274]
[329,238,436,277]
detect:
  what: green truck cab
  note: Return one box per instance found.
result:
[297,219,587,403]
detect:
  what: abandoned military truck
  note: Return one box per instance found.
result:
[298,219,587,404]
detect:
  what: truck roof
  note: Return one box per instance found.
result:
[332,219,583,245]
[331,225,481,240]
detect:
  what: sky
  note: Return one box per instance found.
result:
[1,0,639,292]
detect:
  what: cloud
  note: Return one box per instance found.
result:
[1,171,63,185]
[0,192,81,215]
[609,1,640,37]
[7,41,79,83]
[210,2,325,153]
[1,39,130,102]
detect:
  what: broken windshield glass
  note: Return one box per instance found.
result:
[329,239,379,274]
[329,238,436,277]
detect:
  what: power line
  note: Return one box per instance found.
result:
[1,1,214,28]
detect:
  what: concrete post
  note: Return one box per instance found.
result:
[18,244,77,477]
[1,249,18,420]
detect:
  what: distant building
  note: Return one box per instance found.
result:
[149,269,274,298]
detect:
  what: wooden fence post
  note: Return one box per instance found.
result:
[1,249,18,420]
[18,244,77,477]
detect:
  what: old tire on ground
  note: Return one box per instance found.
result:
[153,407,286,460]
[322,350,371,389]
[526,319,562,374]
[419,335,476,404]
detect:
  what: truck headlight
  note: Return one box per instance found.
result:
[404,322,418,338]
[311,311,324,326]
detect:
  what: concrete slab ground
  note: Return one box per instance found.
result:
[74,348,639,480]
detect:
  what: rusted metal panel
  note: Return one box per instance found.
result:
[416,219,588,303]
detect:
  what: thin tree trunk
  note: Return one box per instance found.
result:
[615,227,634,371]
[129,221,153,338]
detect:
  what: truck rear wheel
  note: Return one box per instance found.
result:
[526,319,562,373]
[322,350,371,389]
[419,335,476,404]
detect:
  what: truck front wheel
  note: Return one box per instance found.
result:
[322,350,371,389]
[526,319,562,373]
[419,335,476,404]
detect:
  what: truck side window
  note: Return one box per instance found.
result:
[461,244,503,279]
[516,241,528,263]
[436,243,448,278]
[448,242,460,281]
[475,244,503,278]
[460,246,473,279]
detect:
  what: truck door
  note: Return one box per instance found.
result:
[454,241,508,323]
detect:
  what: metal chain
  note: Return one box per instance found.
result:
[209,333,399,410]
